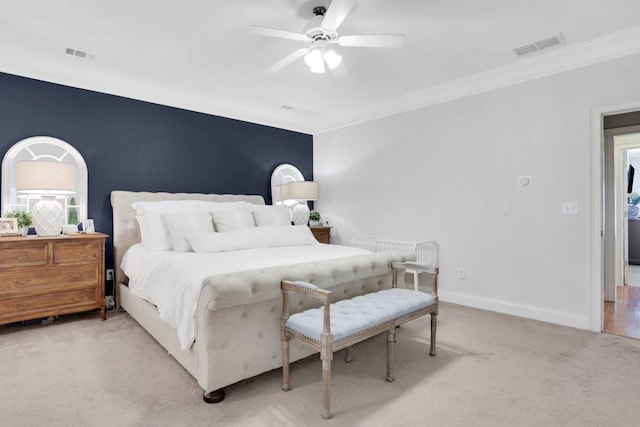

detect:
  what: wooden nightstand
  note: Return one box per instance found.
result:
[310,226,332,244]
[0,233,108,325]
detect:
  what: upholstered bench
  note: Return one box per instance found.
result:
[281,261,438,419]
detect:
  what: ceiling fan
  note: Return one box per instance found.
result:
[245,0,404,74]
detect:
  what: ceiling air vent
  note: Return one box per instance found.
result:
[65,47,95,60]
[513,33,564,57]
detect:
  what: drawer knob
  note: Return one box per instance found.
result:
[13,278,30,286]
[71,250,85,256]
[71,296,86,303]
[70,272,86,279]
[14,253,32,261]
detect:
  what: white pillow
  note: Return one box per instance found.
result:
[133,200,201,250]
[188,225,316,253]
[211,209,256,232]
[132,200,200,215]
[162,212,214,252]
[264,225,316,246]
[252,205,291,227]
[198,200,248,213]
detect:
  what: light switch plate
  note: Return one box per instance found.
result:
[562,201,579,215]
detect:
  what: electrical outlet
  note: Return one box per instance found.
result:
[105,296,115,310]
[457,268,466,279]
[106,269,114,281]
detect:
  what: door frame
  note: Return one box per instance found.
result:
[612,132,640,294]
[591,100,640,332]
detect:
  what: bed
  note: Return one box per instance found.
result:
[111,190,410,402]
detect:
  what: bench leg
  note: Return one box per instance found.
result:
[322,359,332,419]
[386,327,395,382]
[282,336,291,391]
[430,312,437,357]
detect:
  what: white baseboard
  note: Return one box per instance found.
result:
[438,289,590,330]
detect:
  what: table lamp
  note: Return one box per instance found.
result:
[16,160,76,236]
[285,181,318,225]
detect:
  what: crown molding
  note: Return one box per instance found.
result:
[316,25,640,134]
[3,24,640,136]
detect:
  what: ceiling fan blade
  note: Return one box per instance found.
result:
[245,25,308,42]
[265,48,311,74]
[337,34,404,48]
[321,0,356,31]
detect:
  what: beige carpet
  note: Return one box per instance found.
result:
[2,303,640,427]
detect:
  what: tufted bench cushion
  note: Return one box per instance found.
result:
[286,288,436,342]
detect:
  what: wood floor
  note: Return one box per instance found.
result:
[604,285,640,339]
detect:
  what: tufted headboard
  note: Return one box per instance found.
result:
[110,190,265,286]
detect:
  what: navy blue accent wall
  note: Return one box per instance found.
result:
[0,72,313,287]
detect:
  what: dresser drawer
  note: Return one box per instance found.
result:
[53,240,100,264]
[0,287,99,319]
[0,241,48,268]
[0,233,107,325]
[0,265,98,295]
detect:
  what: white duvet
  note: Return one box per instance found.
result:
[121,243,370,349]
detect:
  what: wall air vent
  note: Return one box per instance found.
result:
[65,47,95,60]
[513,33,564,57]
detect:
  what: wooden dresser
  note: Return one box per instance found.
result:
[310,226,332,244]
[0,233,107,325]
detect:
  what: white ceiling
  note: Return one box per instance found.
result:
[2,0,640,135]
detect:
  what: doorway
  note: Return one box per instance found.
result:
[603,127,640,339]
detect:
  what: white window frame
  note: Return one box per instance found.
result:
[1,136,88,223]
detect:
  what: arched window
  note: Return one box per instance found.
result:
[1,136,88,224]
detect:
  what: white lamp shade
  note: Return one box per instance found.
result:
[304,48,341,73]
[304,49,323,70]
[16,161,76,194]
[323,49,342,69]
[285,181,318,201]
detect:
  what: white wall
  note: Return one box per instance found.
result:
[314,52,640,329]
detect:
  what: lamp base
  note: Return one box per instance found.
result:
[32,196,64,236]
[291,203,310,226]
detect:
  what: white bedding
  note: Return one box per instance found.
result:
[121,243,371,349]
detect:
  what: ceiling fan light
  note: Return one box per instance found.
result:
[310,62,326,73]
[304,49,322,68]
[305,49,326,73]
[323,49,342,69]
